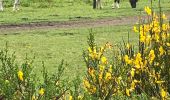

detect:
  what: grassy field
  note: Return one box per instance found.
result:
[0,0,170,24]
[0,0,169,77]
[0,0,170,77]
[0,0,170,99]
[0,25,138,78]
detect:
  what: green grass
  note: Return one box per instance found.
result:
[0,0,169,78]
[0,0,170,24]
[0,25,138,78]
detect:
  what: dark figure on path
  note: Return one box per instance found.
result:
[129,0,138,8]
[93,0,138,9]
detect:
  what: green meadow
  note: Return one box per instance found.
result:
[0,0,169,77]
[0,25,138,78]
[0,0,170,99]
[0,0,170,24]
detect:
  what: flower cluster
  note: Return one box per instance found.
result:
[125,6,170,99]
[83,33,125,99]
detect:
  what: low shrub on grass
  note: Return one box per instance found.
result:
[0,45,69,100]
[124,5,170,99]
[80,3,170,100]
[82,32,126,99]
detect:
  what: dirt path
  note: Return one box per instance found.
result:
[0,15,169,32]
[0,16,141,31]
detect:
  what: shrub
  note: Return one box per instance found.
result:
[0,45,36,99]
[82,32,126,99]
[124,5,170,99]
[0,45,69,100]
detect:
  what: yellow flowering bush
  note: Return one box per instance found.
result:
[0,1,170,100]
[0,46,37,99]
[0,46,69,100]
[125,5,170,99]
[36,60,70,100]
[82,33,125,99]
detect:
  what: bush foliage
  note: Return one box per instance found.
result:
[0,2,170,100]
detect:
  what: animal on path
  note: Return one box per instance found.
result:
[0,0,20,11]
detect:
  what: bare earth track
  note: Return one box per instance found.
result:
[0,16,141,31]
[0,15,169,32]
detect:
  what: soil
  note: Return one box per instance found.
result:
[0,15,169,32]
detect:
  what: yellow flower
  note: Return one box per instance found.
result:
[162,13,167,20]
[146,35,151,45]
[88,47,92,53]
[151,20,159,27]
[69,95,73,100]
[90,85,96,94]
[156,81,165,84]
[126,88,130,96]
[101,56,107,64]
[140,34,146,43]
[155,34,160,42]
[144,24,150,32]
[167,43,170,47]
[149,50,155,64]
[124,55,132,65]
[162,33,166,40]
[32,95,36,100]
[162,24,168,31]
[161,89,167,99]
[105,72,111,80]
[130,81,135,90]
[134,79,140,83]
[168,34,170,38]
[126,43,130,49]
[159,46,164,56]
[88,47,98,59]
[100,46,105,52]
[83,79,90,88]
[18,70,24,81]
[144,6,152,15]
[39,88,45,96]
[88,67,95,77]
[134,53,143,69]
[124,55,129,62]
[133,26,139,33]
[99,65,105,72]
[130,68,135,77]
